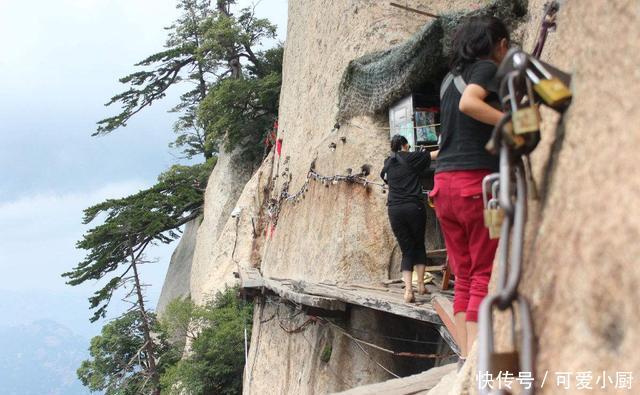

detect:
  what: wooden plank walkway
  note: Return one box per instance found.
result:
[331,363,457,395]
[237,267,453,325]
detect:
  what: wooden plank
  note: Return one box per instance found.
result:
[237,266,264,289]
[440,261,451,291]
[299,281,443,325]
[433,296,458,350]
[262,278,346,312]
[383,266,442,286]
[426,249,447,259]
[345,283,390,292]
[242,272,450,325]
[331,363,456,395]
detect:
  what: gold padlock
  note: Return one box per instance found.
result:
[489,207,504,240]
[485,200,503,239]
[512,106,539,135]
[491,207,504,227]
[489,224,501,239]
[502,123,526,148]
[534,78,572,107]
[526,57,572,107]
[484,208,493,228]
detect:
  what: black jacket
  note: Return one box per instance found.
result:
[380,151,431,206]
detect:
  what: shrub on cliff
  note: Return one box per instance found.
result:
[77,311,180,395]
[160,287,253,395]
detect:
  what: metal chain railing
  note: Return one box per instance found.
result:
[477,2,570,393]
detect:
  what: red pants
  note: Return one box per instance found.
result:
[430,170,498,322]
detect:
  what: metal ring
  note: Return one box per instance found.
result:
[497,163,527,309]
[478,294,536,395]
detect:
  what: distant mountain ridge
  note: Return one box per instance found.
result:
[0,319,88,395]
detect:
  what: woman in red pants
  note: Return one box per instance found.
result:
[430,16,509,362]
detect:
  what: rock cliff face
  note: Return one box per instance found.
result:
[158,0,640,394]
[188,145,257,303]
[157,218,200,314]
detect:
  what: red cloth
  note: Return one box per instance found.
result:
[430,170,498,322]
[276,138,283,156]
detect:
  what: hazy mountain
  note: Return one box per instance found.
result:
[0,320,89,395]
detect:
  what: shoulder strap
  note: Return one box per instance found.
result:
[440,72,467,100]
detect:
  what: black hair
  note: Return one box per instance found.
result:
[390,134,408,152]
[449,16,510,74]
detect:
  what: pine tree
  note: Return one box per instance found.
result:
[63,162,213,394]
[96,0,280,160]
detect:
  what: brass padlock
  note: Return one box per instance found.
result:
[489,222,502,240]
[490,351,520,378]
[527,57,572,108]
[490,210,504,240]
[502,121,526,148]
[487,200,503,239]
[534,78,572,107]
[512,106,539,135]
[483,208,493,228]
[482,175,499,228]
[491,206,504,227]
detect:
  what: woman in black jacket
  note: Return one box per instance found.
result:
[381,135,432,302]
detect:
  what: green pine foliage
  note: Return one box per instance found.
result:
[159,287,253,395]
[198,45,283,161]
[77,311,180,395]
[72,1,283,393]
[97,0,282,160]
[63,160,215,322]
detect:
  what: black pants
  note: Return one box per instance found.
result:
[388,202,427,272]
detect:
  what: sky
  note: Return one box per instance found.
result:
[0,0,287,337]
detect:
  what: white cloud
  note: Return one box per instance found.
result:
[0,180,156,291]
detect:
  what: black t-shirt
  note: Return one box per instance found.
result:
[380,151,431,206]
[436,60,500,173]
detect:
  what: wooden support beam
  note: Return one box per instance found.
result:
[389,2,440,19]
[439,326,461,357]
[441,261,451,291]
[433,296,459,351]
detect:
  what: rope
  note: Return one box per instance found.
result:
[353,337,401,379]
[532,1,560,59]
[322,319,451,360]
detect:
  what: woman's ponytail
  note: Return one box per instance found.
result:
[449,16,510,74]
[390,134,408,153]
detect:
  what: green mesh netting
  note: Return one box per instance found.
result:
[336,0,528,123]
